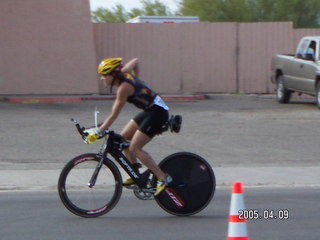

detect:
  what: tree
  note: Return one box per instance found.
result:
[92,0,320,27]
[178,0,219,22]
[132,0,173,16]
[91,0,173,23]
[216,0,253,22]
[179,0,254,22]
[91,5,127,23]
[178,0,320,28]
[248,0,320,27]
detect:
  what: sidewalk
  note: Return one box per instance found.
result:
[1,165,319,191]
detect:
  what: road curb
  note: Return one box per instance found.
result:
[1,94,206,104]
[6,97,82,104]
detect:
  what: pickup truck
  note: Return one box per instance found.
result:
[271,36,320,108]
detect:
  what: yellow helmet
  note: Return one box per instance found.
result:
[97,58,123,75]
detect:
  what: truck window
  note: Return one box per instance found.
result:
[305,41,316,61]
[296,39,309,58]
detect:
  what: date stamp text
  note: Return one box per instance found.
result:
[238,209,289,220]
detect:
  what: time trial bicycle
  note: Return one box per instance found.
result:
[58,112,216,218]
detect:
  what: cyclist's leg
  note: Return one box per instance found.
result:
[120,119,139,165]
[121,119,138,140]
[129,130,166,181]
[121,111,147,165]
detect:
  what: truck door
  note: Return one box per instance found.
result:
[295,41,317,93]
[284,57,303,90]
[283,39,309,90]
[300,41,317,93]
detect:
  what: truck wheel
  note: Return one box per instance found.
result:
[315,82,320,109]
[276,75,291,103]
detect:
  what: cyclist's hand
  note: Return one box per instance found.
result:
[83,128,103,144]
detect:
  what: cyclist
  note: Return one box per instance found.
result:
[85,57,171,196]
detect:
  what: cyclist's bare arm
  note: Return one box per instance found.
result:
[99,83,133,131]
[122,58,139,76]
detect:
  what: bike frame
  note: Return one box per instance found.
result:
[87,132,186,209]
[71,115,185,201]
[96,132,152,190]
[72,118,153,191]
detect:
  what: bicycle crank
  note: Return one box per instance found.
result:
[133,185,154,200]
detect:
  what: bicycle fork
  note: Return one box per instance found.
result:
[88,158,104,188]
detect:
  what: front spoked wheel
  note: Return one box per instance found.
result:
[58,153,122,218]
[155,152,215,216]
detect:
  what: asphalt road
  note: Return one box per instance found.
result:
[1,187,319,240]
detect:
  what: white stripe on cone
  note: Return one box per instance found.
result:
[226,181,249,240]
[228,222,249,237]
[229,194,245,215]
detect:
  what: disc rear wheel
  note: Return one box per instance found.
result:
[155,152,215,216]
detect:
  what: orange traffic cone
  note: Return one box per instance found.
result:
[226,181,250,240]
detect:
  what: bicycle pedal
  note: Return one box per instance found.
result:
[123,184,136,190]
[141,188,156,194]
[165,175,173,186]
